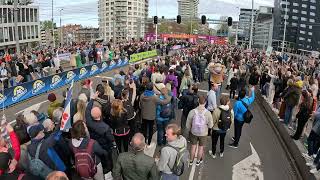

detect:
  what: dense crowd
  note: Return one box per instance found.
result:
[0,41,319,180]
[0,40,186,89]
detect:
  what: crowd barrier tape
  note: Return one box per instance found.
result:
[0,58,129,108]
[129,50,158,63]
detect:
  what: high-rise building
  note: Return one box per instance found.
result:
[177,0,199,19]
[273,0,320,51]
[98,0,148,42]
[253,6,274,50]
[0,1,40,52]
[238,8,257,45]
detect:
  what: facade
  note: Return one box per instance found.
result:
[60,24,81,45]
[0,4,40,51]
[273,0,320,51]
[74,28,99,43]
[98,0,148,42]
[40,28,58,47]
[238,8,257,44]
[177,0,199,19]
[253,6,274,50]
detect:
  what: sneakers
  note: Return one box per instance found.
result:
[231,137,235,141]
[229,143,238,149]
[189,160,193,166]
[302,153,313,160]
[209,150,216,159]
[310,168,319,174]
[306,162,315,167]
[220,153,224,157]
[196,159,203,166]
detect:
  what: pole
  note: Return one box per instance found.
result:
[13,0,20,54]
[113,18,116,43]
[52,0,55,48]
[281,0,288,55]
[249,0,254,49]
[60,9,63,47]
[155,0,158,42]
[235,22,239,45]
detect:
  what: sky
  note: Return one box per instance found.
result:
[32,0,274,28]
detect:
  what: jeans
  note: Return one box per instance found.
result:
[157,120,169,146]
[234,120,245,146]
[211,130,226,154]
[180,113,188,133]
[161,172,179,180]
[308,131,320,156]
[114,134,129,153]
[292,116,309,140]
[314,149,320,170]
[142,119,154,145]
[216,85,222,99]
[230,90,236,99]
[284,104,294,125]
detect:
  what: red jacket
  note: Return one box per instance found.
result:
[0,131,21,175]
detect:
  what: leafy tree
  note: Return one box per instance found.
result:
[40,20,57,30]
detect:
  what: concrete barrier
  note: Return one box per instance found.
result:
[256,90,316,180]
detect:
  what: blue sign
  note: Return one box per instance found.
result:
[0,59,128,108]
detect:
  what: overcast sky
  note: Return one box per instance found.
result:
[32,0,274,27]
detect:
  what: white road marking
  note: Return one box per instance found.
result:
[232,142,264,180]
[189,144,199,180]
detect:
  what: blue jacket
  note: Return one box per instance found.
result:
[233,89,255,122]
[156,94,170,122]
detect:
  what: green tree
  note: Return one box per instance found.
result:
[40,20,57,30]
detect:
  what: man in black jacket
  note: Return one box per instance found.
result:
[179,84,199,132]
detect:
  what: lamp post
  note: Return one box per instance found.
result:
[249,0,254,49]
[281,0,288,56]
[59,8,63,47]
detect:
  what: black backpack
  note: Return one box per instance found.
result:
[218,108,232,130]
[240,100,253,124]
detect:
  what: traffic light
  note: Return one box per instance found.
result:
[228,17,233,26]
[177,15,181,24]
[154,16,158,24]
[201,15,206,24]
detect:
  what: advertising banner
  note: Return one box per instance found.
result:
[0,59,128,108]
[129,50,158,63]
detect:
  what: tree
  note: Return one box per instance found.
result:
[40,20,57,30]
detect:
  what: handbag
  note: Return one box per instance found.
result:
[113,127,130,137]
[240,100,253,124]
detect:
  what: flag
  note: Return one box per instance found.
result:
[60,81,73,131]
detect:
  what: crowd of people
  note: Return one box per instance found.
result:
[0,40,319,180]
[0,40,184,89]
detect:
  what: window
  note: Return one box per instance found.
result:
[310,5,316,9]
[293,2,299,6]
[292,16,298,20]
[292,9,298,13]
[308,39,311,42]
[301,17,307,21]
[310,19,315,23]
[302,4,307,8]
[300,30,305,34]
[310,12,316,16]
[301,10,307,14]
[292,22,297,26]
[309,25,313,29]
[299,37,305,40]
[300,24,306,28]
[310,0,316,3]
[308,32,313,35]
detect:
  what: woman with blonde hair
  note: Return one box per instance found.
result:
[109,99,129,152]
[73,99,87,123]
[102,79,115,101]
[179,69,193,96]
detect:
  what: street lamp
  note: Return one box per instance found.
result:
[281,0,288,56]
[59,8,63,47]
[249,0,254,49]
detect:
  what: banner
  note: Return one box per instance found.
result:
[129,50,157,63]
[57,53,71,61]
[60,81,73,131]
[0,58,128,108]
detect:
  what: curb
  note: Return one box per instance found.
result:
[256,91,316,180]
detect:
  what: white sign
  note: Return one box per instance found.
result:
[266,46,273,57]
[57,53,71,61]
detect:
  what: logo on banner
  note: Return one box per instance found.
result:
[50,75,62,88]
[79,68,88,78]
[32,80,45,94]
[123,58,128,65]
[90,65,98,75]
[101,62,108,71]
[110,60,116,67]
[0,93,7,104]
[117,59,122,66]
[12,86,27,102]
[66,71,76,82]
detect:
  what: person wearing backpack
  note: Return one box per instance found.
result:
[186,95,213,166]
[26,124,66,179]
[70,121,108,180]
[158,124,188,180]
[209,95,234,158]
[229,87,255,149]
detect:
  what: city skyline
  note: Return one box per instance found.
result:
[32,0,274,27]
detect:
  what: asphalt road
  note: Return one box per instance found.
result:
[5,64,300,180]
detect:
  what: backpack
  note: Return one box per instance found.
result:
[240,100,253,124]
[191,109,208,135]
[218,108,232,130]
[73,139,97,178]
[28,142,53,179]
[166,144,189,176]
[160,103,173,118]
